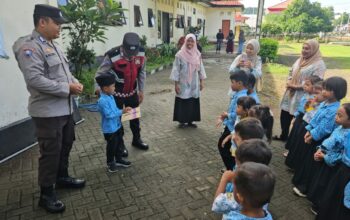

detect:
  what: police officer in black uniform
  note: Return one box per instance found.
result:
[96,33,149,156]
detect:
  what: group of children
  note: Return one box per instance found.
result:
[94,49,350,219]
[213,70,275,219]
[282,75,350,219]
[212,68,350,219]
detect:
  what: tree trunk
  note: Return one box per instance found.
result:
[298,31,301,42]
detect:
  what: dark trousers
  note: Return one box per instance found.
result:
[114,93,140,140]
[104,129,122,164]
[216,40,223,51]
[218,126,236,170]
[32,115,75,187]
[279,110,294,140]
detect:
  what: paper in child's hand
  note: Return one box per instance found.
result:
[121,107,141,122]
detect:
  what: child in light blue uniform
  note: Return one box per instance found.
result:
[307,104,350,214]
[216,162,275,220]
[221,97,257,158]
[213,139,272,217]
[317,130,350,220]
[96,73,132,172]
[217,70,248,171]
[292,77,347,197]
[247,73,260,104]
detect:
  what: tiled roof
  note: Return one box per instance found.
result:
[267,0,293,11]
[210,1,243,7]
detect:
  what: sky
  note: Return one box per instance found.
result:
[241,0,350,13]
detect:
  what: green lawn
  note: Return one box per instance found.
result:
[264,42,350,104]
[263,63,290,76]
[278,42,350,69]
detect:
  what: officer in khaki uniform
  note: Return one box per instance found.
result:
[13,4,85,213]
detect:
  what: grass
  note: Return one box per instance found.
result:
[264,41,350,107]
[278,42,350,69]
[263,63,289,76]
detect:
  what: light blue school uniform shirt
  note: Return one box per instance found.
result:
[224,89,248,132]
[97,92,123,134]
[319,126,350,166]
[223,210,273,220]
[305,101,340,141]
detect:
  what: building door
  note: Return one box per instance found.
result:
[222,20,230,38]
[162,12,170,43]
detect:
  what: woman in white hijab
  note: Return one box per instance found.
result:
[229,39,262,90]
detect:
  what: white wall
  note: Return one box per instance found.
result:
[0,0,52,128]
[206,8,238,41]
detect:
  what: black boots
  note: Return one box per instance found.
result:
[56,176,86,188]
[56,169,86,189]
[120,141,129,157]
[132,137,149,150]
[39,186,65,213]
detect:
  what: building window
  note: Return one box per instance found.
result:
[187,17,191,27]
[169,13,173,38]
[116,2,126,26]
[176,15,185,28]
[134,5,143,27]
[193,8,196,15]
[197,18,202,26]
[158,11,161,39]
[148,9,155,27]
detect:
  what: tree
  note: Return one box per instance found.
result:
[334,12,350,26]
[262,14,283,36]
[281,0,334,40]
[60,0,125,78]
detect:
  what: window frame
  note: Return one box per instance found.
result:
[148,8,155,27]
[134,5,143,27]
[176,15,185,28]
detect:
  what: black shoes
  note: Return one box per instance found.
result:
[187,122,197,128]
[39,194,65,213]
[115,159,132,167]
[56,176,86,189]
[107,162,119,173]
[120,142,129,157]
[132,138,149,150]
[39,186,65,213]
[272,135,287,142]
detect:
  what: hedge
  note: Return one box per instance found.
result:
[259,38,279,63]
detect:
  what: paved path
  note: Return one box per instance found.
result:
[0,58,314,219]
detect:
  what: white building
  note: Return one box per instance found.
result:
[0,0,243,162]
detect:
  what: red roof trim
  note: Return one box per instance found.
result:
[210,1,243,7]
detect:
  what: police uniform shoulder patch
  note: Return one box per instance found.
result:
[22,48,35,57]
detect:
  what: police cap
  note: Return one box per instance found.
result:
[122,32,140,55]
[34,4,68,24]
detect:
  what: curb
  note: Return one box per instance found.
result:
[146,63,173,75]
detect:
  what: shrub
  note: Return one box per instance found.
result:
[78,68,97,97]
[140,35,147,47]
[145,47,160,63]
[259,38,279,63]
[158,43,177,57]
[198,36,209,47]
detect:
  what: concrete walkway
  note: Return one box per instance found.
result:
[0,58,314,219]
